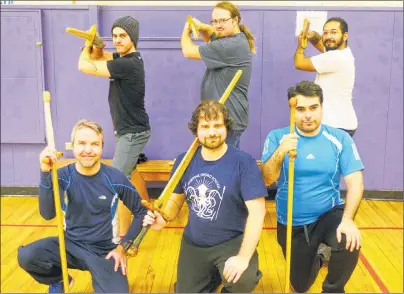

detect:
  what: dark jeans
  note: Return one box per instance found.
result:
[176,234,262,293]
[277,205,359,293]
[226,130,244,149]
[17,237,129,292]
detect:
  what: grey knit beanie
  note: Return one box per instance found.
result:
[111,16,139,47]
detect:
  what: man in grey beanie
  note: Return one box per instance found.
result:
[78,16,151,242]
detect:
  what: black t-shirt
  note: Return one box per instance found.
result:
[106,52,150,135]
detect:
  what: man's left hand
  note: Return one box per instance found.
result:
[336,218,361,252]
[297,32,304,48]
[223,255,249,284]
[105,245,127,275]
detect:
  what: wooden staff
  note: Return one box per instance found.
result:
[43,91,69,292]
[187,16,199,40]
[285,97,297,293]
[129,70,243,255]
[301,19,311,49]
[66,24,97,47]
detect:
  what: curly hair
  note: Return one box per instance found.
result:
[188,100,234,136]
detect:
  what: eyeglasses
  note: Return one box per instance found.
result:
[210,17,232,26]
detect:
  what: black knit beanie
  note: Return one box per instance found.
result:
[111,16,139,47]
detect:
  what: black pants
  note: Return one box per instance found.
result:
[277,205,359,293]
[176,234,262,293]
[17,237,129,292]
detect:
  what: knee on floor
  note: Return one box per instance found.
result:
[17,245,35,269]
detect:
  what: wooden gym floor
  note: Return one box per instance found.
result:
[1,197,403,293]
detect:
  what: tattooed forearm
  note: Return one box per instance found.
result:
[309,32,321,45]
[87,60,98,72]
[260,147,286,186]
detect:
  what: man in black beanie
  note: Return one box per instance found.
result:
[78,16,151,240]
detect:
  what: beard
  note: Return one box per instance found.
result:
[298,121,321,133]
[200,136,225,150]
[323,37,345,51]
[214,29,231,39]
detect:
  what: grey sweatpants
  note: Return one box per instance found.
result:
[17,237,129,292]
[112,130,151,178]
[176,234,262,293]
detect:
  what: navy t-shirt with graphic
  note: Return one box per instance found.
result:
[172,145,268,247]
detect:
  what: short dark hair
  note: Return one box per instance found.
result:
[188,100,234,136]
[324,17,348,45]
[287,81,324,104]
[324,17,348,34]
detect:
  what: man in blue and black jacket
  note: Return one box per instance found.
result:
[17,119,147,293]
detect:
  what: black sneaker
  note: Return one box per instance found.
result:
[137,153,148,164]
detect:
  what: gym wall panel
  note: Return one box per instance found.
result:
[1,145,14,186]
[383,11,404,190]
[12,144,46,186]
[0,10,45,144]
[332,11,395,190]
[0,5,402,191]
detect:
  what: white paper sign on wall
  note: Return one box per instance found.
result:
[295,11,328,36]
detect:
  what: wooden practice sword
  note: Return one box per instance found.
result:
[42,91,70,292]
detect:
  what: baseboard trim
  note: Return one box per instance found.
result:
[1,186,403,200]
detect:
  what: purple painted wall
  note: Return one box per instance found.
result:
[1,5,403,191]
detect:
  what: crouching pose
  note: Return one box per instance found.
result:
[260,81,364,292]
[18,120,147,293]
[144,101,268,293]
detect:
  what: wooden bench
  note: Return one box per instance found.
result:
[58,158,262,182]
[58,159,174,182]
